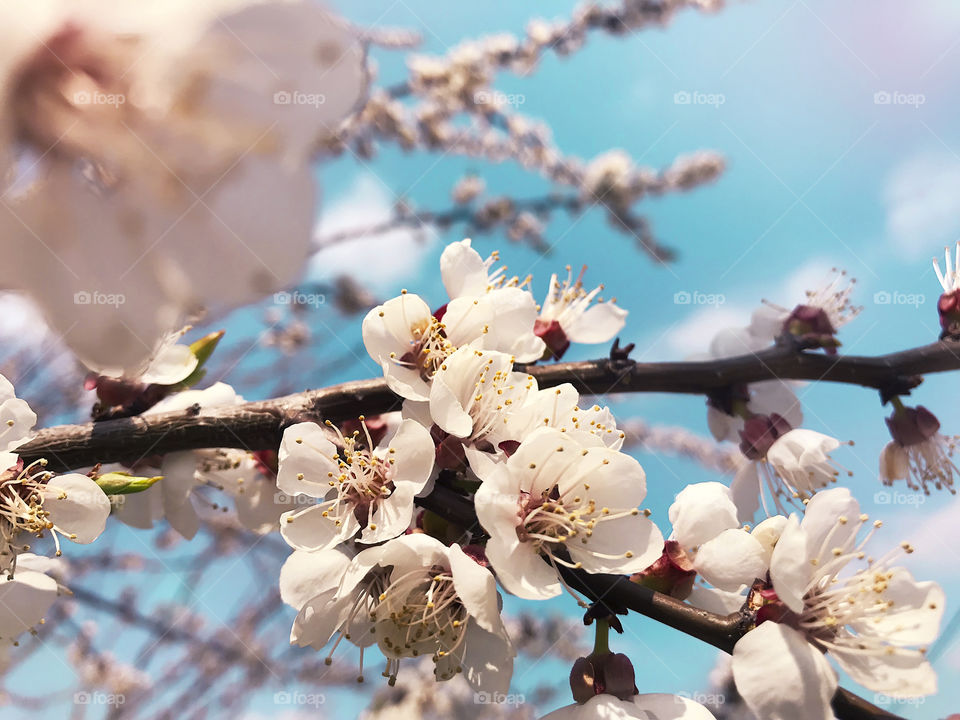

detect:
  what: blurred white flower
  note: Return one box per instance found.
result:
[0,0,366,372]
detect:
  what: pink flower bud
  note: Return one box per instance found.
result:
[738,413,792,460]
[630,540,696,599]
[886,405,940,447]
[534,318,571,360]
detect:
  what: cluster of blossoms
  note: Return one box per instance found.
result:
[668,484,943,719]
[0,374,110,645]
[275,239,719,716]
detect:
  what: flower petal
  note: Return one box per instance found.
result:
[41,473,110,544]
[731,623,837,720]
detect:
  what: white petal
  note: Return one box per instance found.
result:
[798,487,859,560]
[460,619,515,696]
[750,515,788,567]
[669,482,738,549]
[730,462,761,523]
[0,569,58,643]
[564,301,627,344]
[731,623,837,720]
[694,529,767,591]
[829,647,936,697]
[484,533,560,600]
[41,474,110,544]
[276,422,337,498]
[449,543,501,636]
[279,548,351,611]
[849,568,944,647]
[768,514,810,613]
[138,342,198,385]
[280,503,343,552]
[440,239,488,299]
[0,398,36,451]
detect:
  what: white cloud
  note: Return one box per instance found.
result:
[884,153,960,259]
[308,174,437,293]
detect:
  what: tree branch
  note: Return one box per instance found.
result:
[18,341,960,471]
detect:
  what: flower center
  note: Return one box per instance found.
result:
[0,459,58,569]
[373,566,468,664]
[517,482,640,569]
[395,318,454,382]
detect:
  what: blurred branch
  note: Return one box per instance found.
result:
[19,341,960,471]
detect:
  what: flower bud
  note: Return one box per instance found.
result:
[885,405,940,447]
[782,304,840,352]
[534,318,571,360]
[630,540,696,599]
[938,290,960,339]
[738,413,792,460]
[568,653,638,704]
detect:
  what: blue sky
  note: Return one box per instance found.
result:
[8,1,960,718]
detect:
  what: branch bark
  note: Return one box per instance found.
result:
[18,341,960,472]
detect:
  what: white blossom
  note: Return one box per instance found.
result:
[282,534,514,693]
[474,427,662,600]
[731,488,943,719]
[539,693,717,720]
[0,453,110,570]
[277,418,434,551]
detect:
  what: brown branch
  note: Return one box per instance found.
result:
[18,341,960,472]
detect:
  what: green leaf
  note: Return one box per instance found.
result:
[174,330,225,390]
[96,472,163,495]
